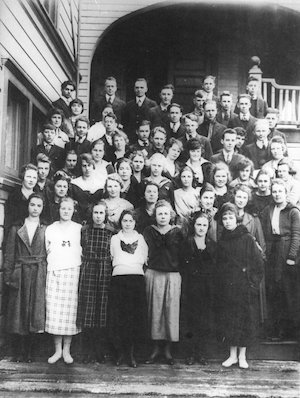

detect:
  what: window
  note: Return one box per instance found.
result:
[5,83,29,171]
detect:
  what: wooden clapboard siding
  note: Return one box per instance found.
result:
[78,0,158,113]
[0,0,79,102]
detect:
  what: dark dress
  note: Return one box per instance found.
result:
[217,225,264,346]
[261,203,300,330]
[249,193,273,220]
[182,238,217,355]
[77,225,113,329]
[70,183,104,222]
[4,221,47,335]
[4,187,30,233]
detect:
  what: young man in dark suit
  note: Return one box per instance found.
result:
[31,123,65,172]
[228,94,257,145]
[202,75,219,102]
[165,103,187,140]
[234,77,268,119]
[91,76,125,125]
[198,100,226,154]
[216,91,237,127]
[52,80,76,118]
[243,119,270,171]
[265,107,287,143]
[65,116,91,156]
[211,128,244,179]
[149,84,174,129]
[122,78,157,143]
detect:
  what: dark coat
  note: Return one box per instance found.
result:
[179,133,213,162]
[164,123,187,140]
[261,203,300,322]
[228,114,257,145]
[4,222,47,335]
[52,98,72,118]
[31,144,65,172]
[65,138,92,156]
[149,105,169,129]
[198,120,226,153]
[234,97,268,119]
[217,225,264,346]
[216,110,238,127]
[243,143,270,170]
[122,97,157,142]
[4,187,30,233]
[211,151,244,180]
[91,95,126,124]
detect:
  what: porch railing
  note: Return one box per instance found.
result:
[262,78,300,124]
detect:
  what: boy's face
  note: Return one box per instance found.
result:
[265,113,278,129]
[134,81,148,97]
[247,81,259,97]
[37,162,50,180]
[160,89,173,106]
[104,116,117,133]
[76,120,88,138]
[203,78,215,93]
[185,119,198,137]
[43,129,56,144]
[153,132,166,149]
[222,133,237,152]
[193,96,205,110]
[169,106,182,123]
[238,98,251,114]
[137,125,150,141]
[204,103,217,121]
[220,95,232,112]
[62,84,74,99]
[255,123,269,141]
[105,80,117,96]
[236,135,246,149]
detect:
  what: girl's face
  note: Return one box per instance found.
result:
[51,114,62,128]
[23,170,38,190]
[189,148,202,162]
[222,212,237,231]
[239,166,251,182]
[153,132,166,149]
[272,183,286,205]
[106,180,121,198]
[92,204,106,226]
[181,170,193,188]
[121,213,135,233]
[194,216,209,237]
[277,165,289,182]
[71,103,83,116]
[271,143,284,160]
[91,144,105,162]
[156,205,171,227]
[118,162,132,181]
[132,155,145,172]
[28,197,43,218]
[234,190,249,210]
[167,144,181,161]
[144,185,159,204]
[59,200,74,221]
[257,174,271,193]
[214,170,228,188]
[81,160,94,177]
[114,135,126,151]
[54,180,69,198]
[201,191,215,210]
[151,159,164,177]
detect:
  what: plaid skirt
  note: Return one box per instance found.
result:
[45,266,81,335]
[145,269,181,342]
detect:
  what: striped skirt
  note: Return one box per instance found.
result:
[45,266,81,336]
[145,269,181,342]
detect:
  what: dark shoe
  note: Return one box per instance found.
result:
[198,356,208,366]
[145,351,159,364]
[129,355,137,368]
[185,356,195,365]
[115,354,124,366]
[166,356,175,365]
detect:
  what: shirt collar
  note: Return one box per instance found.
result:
[136,96,146,105]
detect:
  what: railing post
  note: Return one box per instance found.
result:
[249,56,263,95]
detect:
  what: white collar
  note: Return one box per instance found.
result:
[106,94,115,102]
[136,96,146,105]
[256,140,268,149]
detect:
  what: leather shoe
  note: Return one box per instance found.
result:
[185,356,195,365]
[129,356,137,368]
[115,354,124,366]
[166,356,174,365]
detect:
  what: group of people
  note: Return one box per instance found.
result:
[3,74,300,369]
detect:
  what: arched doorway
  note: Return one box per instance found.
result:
[89,2,300,123]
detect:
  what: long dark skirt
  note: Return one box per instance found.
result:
[185,273,216,353]
[107,275,147,350]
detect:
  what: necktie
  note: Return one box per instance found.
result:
[45,144,52,153]
[224,112,229,121]
[207,123,213,140]
[107,96,112,104]
[137,99,142,107]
